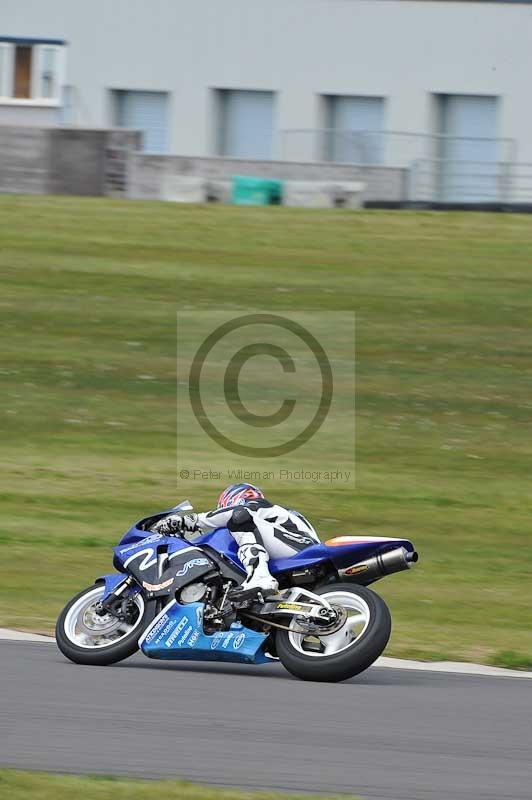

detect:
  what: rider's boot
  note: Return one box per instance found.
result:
[237,543,279,595]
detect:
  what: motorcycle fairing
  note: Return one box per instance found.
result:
[195,527,416,574]
[111,518,414,594]
[139,600,269,664]
[113,536,216,599]
[272,537,416,573]
[117,521,166,549]
[193,528,243,570]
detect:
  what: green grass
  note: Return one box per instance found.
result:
[0,770,355,800]
[491,650,532,671]
[1,195,532,665]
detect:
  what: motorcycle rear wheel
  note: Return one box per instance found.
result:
[56,583,153,666]
[275,582,391,682]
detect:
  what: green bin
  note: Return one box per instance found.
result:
[231,176,283,206]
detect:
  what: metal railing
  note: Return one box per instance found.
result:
[280,128,516,169]
[409,159,532,204]
[506,162,532,202]
[280,129,526,204]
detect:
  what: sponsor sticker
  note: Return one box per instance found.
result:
[119,533,162,554]
[195,607,203,627]
[233,633,246,650]
[178,625,193,646]
[187,629,200,648]
[277,602,305,611]
[142,577,173,592]
[145,613,168,643]
[165,616,189,647]
[210,631,225,650]
[176,558,210,578]
[222,633,234,649]
[344,564,369,576]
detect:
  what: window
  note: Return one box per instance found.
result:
[215,89,275,160]
[0,39,64,102]
[112,90,169,154]
[435,94,500,202]
[324,95,385,165]
[0,44,11,97]
[39,47,58,99]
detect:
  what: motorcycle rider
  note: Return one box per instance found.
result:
[151,483,320,595]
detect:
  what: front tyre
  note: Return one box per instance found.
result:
[275,583,391,683]
[56,583,153,666]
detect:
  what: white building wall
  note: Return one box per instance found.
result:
[1,0,531,160]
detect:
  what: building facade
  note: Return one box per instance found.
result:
[1,0,531,201]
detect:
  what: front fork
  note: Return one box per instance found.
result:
[97,576,137,622]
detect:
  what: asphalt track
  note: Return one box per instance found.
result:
[1,641,531,800]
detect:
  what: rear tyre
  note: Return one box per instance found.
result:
[56,583,154,666]
[275,583,391,683]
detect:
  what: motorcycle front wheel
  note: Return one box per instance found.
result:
[275,583,391,683]
[56,583,154,666]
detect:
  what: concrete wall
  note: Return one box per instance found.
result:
[0,127,51,194]
[0,124,405,201]
[127,154,407,203]
[2,123,530,205]
[1,1,532,160]
[0,106,59,126]
[0,126,140,196]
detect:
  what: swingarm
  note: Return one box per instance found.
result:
[241,587,346,635]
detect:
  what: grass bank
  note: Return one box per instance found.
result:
[0,770,355,800]
[1,196,531,667]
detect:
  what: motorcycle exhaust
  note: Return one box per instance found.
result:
[338,547,418,583]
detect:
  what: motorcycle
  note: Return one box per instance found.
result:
[56,501,418,682]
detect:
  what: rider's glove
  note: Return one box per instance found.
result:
[151,513,199,536]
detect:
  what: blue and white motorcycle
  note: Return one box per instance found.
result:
[56,501,418,682]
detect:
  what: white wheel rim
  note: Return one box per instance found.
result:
[63,586,145,649]
[287,590,371,658]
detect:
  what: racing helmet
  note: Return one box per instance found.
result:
[217,483,264,509]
